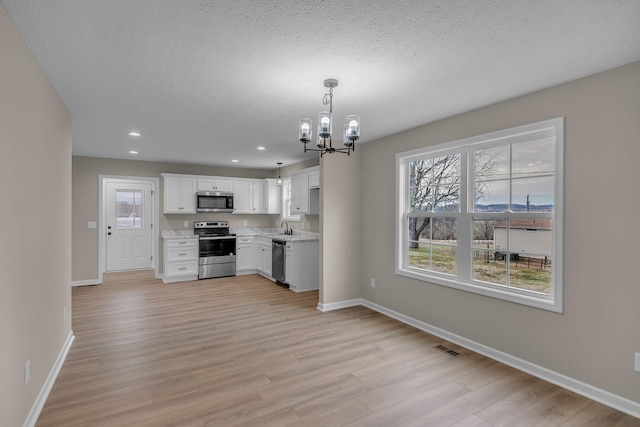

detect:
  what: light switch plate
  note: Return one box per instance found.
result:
[635,352,640,372]
[183,221,189,228]
[87,221,97,229]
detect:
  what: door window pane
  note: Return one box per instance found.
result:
[116,190,143,228]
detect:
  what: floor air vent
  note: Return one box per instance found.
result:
[435,344,462,358]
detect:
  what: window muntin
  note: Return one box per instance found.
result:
[397,118,563,312]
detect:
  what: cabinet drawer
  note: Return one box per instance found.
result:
[166,246,198,262]
[237,236,254,244]
[165,261,198,276]
[165,238,198,248]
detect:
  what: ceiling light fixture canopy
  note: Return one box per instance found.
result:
[298,79,360,156]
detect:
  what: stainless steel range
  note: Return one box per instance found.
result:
[193,221,236,279]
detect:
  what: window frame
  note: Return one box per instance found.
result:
[396,118,564,312]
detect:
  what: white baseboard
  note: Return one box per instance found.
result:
[317,298,362,312]
[23,331,75,427]
[357,299,640,419]
[71,279,100,287]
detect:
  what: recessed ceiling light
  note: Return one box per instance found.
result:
[231,159,239,163]
[257,146,266,151]
[128,131,141,137]
[129,150,138,154]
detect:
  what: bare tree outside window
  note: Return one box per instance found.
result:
[409,151,497,246]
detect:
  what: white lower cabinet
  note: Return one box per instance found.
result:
[163,238,199,283]
[230,234,319,288]
[256,237,273,279]
[236,236,256,275]
[285,241,319,292]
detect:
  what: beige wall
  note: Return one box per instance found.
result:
[319,153,362,305]
[0,4,72,426]
[72,155,319,281]
[359,61,640,403]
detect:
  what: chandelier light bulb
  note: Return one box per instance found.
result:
[299,118,312,143]
[318,112,332,138]
[346,115,360,137]
[343,123,353,148]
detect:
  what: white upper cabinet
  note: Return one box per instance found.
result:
[233,180,253,214]
[197,178,233,192]
[163,174,197,214]
[263,179,281,214]
[234,179,276,214]
[290,172,309,214]
[308,168,320,189]
[290,166,320,215]
[162,173,289,215]
[252,180,264,214]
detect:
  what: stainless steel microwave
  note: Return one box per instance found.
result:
[196,191,234,213]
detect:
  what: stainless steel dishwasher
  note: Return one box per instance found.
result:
[272,239,287,286]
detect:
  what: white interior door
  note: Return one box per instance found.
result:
[105,181,153,271]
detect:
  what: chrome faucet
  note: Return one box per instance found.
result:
[280,221,291,235]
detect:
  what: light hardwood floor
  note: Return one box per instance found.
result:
[36,270,639,426]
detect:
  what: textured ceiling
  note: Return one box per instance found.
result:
[3,0,640,170]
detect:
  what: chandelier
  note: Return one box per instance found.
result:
[298,79,360,156]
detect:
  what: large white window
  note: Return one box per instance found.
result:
[396,118,564,312]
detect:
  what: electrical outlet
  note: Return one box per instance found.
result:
[370,278,376,288]
[243,220,248,226]
[25,360,30,386]
[301,221,305,229]
[183,220,189,228]
[635,352,640,372]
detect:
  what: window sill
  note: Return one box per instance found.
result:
[396,267,562,313]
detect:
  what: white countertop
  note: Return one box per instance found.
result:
[161,228,318,242]
[161,230,197,240]
[233,227,319,242]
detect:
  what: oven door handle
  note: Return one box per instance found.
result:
[199,236,236,241]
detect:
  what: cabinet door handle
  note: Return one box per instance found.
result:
[178,267,187,271]
[178,253,187,256]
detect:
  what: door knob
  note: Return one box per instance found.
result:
[107,232,112,236]
[107,226,112,229]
